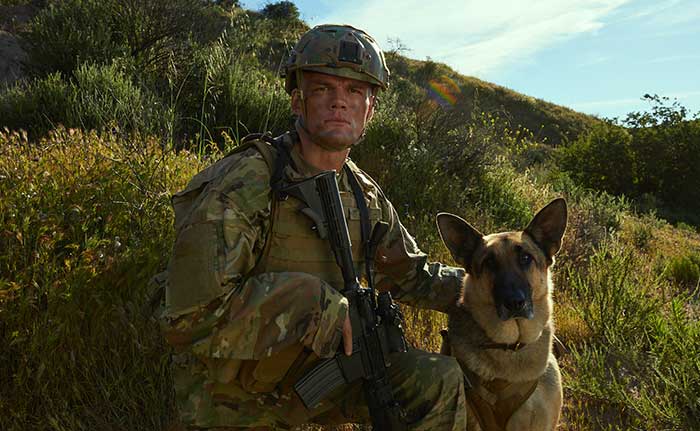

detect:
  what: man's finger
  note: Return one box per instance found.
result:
[343,314,352,356]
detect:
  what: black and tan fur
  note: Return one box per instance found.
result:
[437,199,567,431]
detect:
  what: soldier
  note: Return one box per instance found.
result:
[160,24,468,430]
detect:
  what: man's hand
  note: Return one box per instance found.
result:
[342,312,353,356]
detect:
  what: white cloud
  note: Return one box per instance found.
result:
[633,0,700,26]
[645,54,700,64]
[571,90,700,110]
[313,0,630,78]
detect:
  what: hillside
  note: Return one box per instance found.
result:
[0,1,598,146]
[386,54,600,145]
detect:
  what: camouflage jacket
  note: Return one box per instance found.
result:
[160,132,465,361]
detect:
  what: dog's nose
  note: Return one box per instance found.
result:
[497,287,534,320]
[494,272,534,320]
[506,297,527,312]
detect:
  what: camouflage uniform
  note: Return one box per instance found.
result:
[160,131,467,430]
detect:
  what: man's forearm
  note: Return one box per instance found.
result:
[160,271,349,360]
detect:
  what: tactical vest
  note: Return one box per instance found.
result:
[252,160,382,290]
[165,134,381,314]
[167,133,384,394]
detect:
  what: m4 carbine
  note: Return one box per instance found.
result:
[282,170,407,430]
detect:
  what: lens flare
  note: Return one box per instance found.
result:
[427,75,461,107]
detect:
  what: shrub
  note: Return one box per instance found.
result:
[0,127,208,430]
[0,72,70,135]
[0,63,166,138]
[563,242,700,429]
[556,120,637,196]
[21,0,207,79]
[170,35,292,149]
[663,252,700,287]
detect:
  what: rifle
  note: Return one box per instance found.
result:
[281,170,407,430]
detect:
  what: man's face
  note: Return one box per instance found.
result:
[292,71,376,152]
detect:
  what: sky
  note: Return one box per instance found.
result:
[242,0,700,120]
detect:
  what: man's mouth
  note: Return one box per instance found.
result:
[325,119,350,125]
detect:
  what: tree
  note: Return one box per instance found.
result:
[260,1,299,21]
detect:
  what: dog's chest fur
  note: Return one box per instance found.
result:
[447,301,552,383]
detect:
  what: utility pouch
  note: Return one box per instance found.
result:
[238,343,305,393]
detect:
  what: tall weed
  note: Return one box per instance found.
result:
[562,242,700,429]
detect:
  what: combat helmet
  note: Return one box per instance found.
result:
[283,24,390,94]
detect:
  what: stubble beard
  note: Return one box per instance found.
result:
[310,129,358,152]
[297,116,362,152]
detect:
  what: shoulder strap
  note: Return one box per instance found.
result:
[244,132,303,277]
[344,164,374,286]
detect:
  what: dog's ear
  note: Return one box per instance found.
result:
[524,198,567,263]
[436,212,484,273]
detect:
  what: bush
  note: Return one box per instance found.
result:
[356,89,528,241]
[624,96,700,222]
[170,34,292,149]
[663,252,700,287]
[563,242,700,429]
[21,0,207,79]
[0,63,166,138]
[0,127,208,430]
[557,95,700,227]
[556,120,636,196]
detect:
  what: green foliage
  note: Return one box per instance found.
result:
[0,128,208,430]
[21,0,207,79]
[0,63,166,138]
[169,33,292,149]
[556,121,636,196]
[355,85,537,242]
[628,219,655,251]
[567,243,661,343]
[556,95,700,226]
[260,1,300,21]
[663,252,700,287]
[564,243,700,429]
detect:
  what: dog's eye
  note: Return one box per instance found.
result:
[519,252,533,267]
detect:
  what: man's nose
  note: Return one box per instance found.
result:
[330,89,347,109]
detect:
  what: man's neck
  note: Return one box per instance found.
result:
[295,123,350,172]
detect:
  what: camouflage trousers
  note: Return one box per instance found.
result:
[169,348,467,430]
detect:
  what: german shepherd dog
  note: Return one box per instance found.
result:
[436,198,567,431]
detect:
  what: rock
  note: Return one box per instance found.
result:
[0,30,28,87]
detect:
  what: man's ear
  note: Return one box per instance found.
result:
[365,88,378,123]
[524,198,567,264]
[436,213,484,274]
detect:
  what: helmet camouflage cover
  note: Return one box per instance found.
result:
[283,24,390,94]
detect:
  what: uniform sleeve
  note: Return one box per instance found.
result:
[161,147,348,360]
[162,272,348,360]
[373,199,465,313]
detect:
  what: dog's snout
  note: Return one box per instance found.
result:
[505,295,527,312]
[494,272,534,320]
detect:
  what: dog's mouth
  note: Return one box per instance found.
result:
[496,301,535,321]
